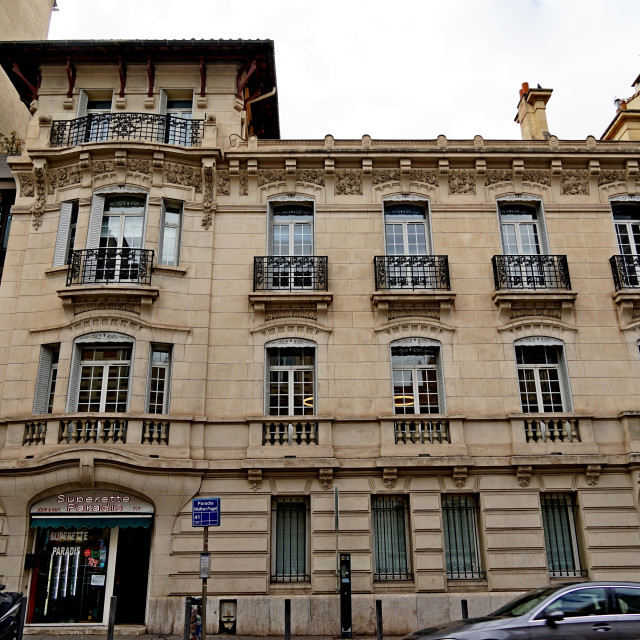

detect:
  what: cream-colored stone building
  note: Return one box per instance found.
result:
[1,40,640,636]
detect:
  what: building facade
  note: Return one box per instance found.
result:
[0,40,640,635]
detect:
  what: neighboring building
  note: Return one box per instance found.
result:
[0,40,640,635]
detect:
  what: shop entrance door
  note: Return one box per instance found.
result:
[113,527,151,624]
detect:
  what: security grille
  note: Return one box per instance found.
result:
[272,498,309,582]
[372,495,412,580]
[442,494,484,579]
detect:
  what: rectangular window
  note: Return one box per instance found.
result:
[392,343,444,414]
[372,495,411,580]
[541,493,585,578]
[76,346,131,413]
[442,494,484,579]
[267,346,315,416]
[147,345,171,414]
[77,90,113,142]
[159,201,182,266]
[516,344,571,413]
[33,345,60,414]
[271,497,309,582]
[384,203,430,256]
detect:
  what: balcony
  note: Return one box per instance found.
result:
[374,255,450,291]
[253,256,328,292]
[50,113,203,147]
[67,248,154,286]
[492,254,571,291]
[394,419,451,444]
[610,254,640,290]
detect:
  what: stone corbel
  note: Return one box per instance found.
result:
[517,465,532,487]
[319,468,333,490]
[79,452,95,488]
[248,469,262,491]
[383,467,397,489]
[203,113,217,147]
[152,151,164,187]
[286,159,296,194]
[400,158,411,194]
[453,467,467,488]
[229,159,240,196]
[202,158,216,230]
[627,160,638,195]
[362,158,373,194]
[438,159,449,191]
[512,159,524,194]
[38,114,53,145]
[31,159,47,230]
[585,464,601,486]
[247,159,258,198]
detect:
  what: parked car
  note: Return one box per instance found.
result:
[402,582,640,639]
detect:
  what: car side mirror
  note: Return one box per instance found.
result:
[545,610,565,627]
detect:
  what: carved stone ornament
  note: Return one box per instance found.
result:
[599,170,626,186]
[517,466,532,488]
[73,300,141,315]
[448,170,476,195]
[202,165,214,230]
[453,467,467,488]
[383,467,397,489]
[128,159,151,175]
[372,169,400,185]
[510,304,561,320]
[561,169,589,195]
[319,468,333,490]
[217,170,230,195]
[485,169,513,186]
[335,169,362,195]
[297,169,325,186]
[265,305,317,321]
[165,163,203,193]
[585,464,601,487]
[248,469,262,491]
[31,166,46,229]
[388,305,440,320]
[49,164,82,193]
[18,173,35,197]
[93,160,115,175]
[239,171,248,196]
[257,169,286,187]
[522,170,551,186]
[410,169,438,186]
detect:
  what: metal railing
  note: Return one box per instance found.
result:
[394,419,450,444]
[253,256,328,291]
[67,248,154,286]
[374,255,450,290]
[492,255,571,290]
[524,418,580,443]
[59,418,128,444]
[372,496,412,580]
[262,421,318,445]
[24,421,47,445]
[610,254,640,290]
[50,113,203,147]
[142,420,170,445]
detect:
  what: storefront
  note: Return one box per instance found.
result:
[27,490,153,626]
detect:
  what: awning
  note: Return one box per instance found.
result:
[30,515,152,529]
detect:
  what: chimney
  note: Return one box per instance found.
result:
[515,82,553,140]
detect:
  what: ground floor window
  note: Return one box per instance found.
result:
[271,497,309,582]
[442,494,484,579]
[372,495,411,580]
[541,493,585,577]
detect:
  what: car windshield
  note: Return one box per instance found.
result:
[491,588,559,617]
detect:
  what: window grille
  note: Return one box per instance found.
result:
[272,498,309,582]
[372,495,412,580]
[442,494,484,579]
[541,493,586,578]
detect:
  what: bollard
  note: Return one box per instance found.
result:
[461,599,468,619]
[106,596,117,640]
[375,599,383,640]
[15,596,27,640]
[284,598,291,640]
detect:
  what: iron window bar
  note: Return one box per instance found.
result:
[253,256,328,291]
[372,496,412,581]
[442,495,485,580]
[67,248,154,286]
[272,498,310,583]
[492,255,571,290]
[610,254,640,290]
[50,113,203,147]
[374,255,450,290]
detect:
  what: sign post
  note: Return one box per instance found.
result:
[192,498,221,640]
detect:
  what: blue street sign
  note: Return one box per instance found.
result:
[192,497,221,527]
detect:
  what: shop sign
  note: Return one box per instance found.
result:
[31,490,154,515]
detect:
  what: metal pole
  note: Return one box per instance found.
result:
[202,526,208,640]
[184,597,192,640]
[375,599,383,640]
[15,596,27,640]
[334,484,339,591]
[461,599,468,619]
[106,596,117,640]
[284,598,291,640]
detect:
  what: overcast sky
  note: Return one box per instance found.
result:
[48,0,640,141]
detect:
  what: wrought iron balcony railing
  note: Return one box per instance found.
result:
[50,113,203,147]
[253,256,328,291]
[492,255,571,291]
[610,254,640,290]
[374,255,450,290]
[67,248,153,286]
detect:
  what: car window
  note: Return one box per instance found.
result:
[614,587,640,614]
[538,587,608,619]
[492,587,558,617]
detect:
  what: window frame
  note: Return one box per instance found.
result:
[158,200,183,266]
[441,493,484,580]
[146,344,172,414]
[265,338,316,416]
[612,201,640,256]
[383,197,432,256]
[372,494,412,581]
[497,197,549,256]
[514,337,573,413]
[271,496,310,583]
[267,197,315,257]
[390,338,445,415]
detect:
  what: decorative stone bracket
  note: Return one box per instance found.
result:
[319,468,333,490]
[383,467,397,489]
[612,291,640,328]
[492,291,577,325]
[517,465,532,487]
[58,286,159,321]
[585,464,601,486]
[248,469,262,491]
[372,291,455,325]
[249,292,333,325]
[453,466,467,488]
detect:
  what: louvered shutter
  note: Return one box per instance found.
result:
[158,89,168,115]
[436,348,446,414]
[86,193,105,249]
[158,200,167,264]
[558,348,573,412]
[537,204,550,255]
[53,201,74,267]
[66,343,82,412]
[33,347,53,414]
[76,89,88,117]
